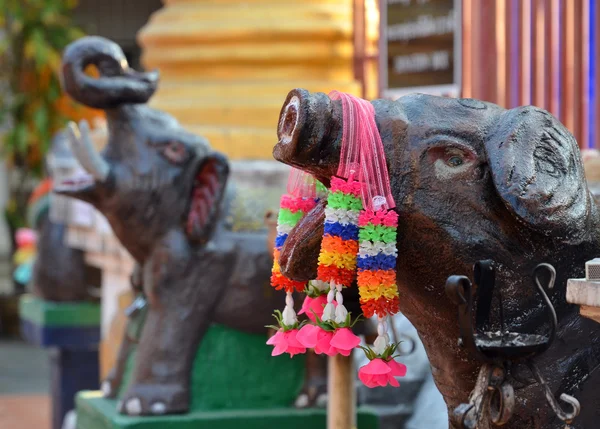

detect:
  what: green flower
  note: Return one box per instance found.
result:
[277,208,303,226]
[359,224,397,243]
[315,180,328,197]
[327,191,363,211]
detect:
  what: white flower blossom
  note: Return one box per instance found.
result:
[334,304,348,324]
[358,241,398,258]
[324,208,360,225]
[277,223,294,235]
[308,280,330,294]
[322,303,336,322]
[282,305,297,326]
[373,335,389,355]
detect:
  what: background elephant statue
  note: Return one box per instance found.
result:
[18,130,102,302]
[55,36,371,416]
[273,89,600,429]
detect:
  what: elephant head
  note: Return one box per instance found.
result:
[273,89,600,427]
[55,36,228,262]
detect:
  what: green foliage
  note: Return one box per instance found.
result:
[0,0,84,230]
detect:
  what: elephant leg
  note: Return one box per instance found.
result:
[102,334,135,399]
[102,264,146,399]
[119,229,231,416]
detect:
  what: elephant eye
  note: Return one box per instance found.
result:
[446,155,464,167]
[163,140,189,164]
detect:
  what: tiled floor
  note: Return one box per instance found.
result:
[0,339,51,428]
[0,395,50,429]
[0,237,51,428]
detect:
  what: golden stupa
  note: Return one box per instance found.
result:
[137,0,378,159]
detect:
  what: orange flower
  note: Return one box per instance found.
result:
[357,270,396,288]
[360,296,400,318]
[321,235,359,255]
[317,265,355,286]
[270,272,306,293]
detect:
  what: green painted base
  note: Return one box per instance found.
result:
[117,324,306,410]
[77,392,380,429]
[19,294,100,327]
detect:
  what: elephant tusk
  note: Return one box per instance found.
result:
[67,120,109,182]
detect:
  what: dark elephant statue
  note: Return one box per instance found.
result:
[273,89,600,429]
[54,36,370,416]
[27,132,101,302]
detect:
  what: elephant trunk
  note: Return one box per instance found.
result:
[61,36,158,110]
[272,89,343,185]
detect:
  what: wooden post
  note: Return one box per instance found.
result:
[327,354,356,429]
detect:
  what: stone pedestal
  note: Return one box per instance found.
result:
[137,0,368,160]
[566,278,600,323]
[77,394,379,429]
[19,295,101,429]
[75,324,375,429]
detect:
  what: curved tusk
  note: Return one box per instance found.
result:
[66,120,110,182]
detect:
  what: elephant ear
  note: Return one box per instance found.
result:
[185,152,229,244]
[485,106,591,237]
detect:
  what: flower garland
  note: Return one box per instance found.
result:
[268,91,406,389]
[13,228,37,286]
[268,168,325,356]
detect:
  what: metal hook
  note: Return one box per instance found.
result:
[532,263,558,354]
[445,275,489,362]
[556,394,581,423]
[528,362,581,424]
[534,263,556,291]
[445,275,471,306]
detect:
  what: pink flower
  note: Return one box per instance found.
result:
[296,323,321,348]
[358,358,406,388]
[358,209,399,227]
[387,358,407,377]
[358,209,377,226]
[381,210,399,227]
[16,228,37,247]
[296,324,338,356]
[266,329,306,357]
[314,330,337,356]
[330,177,362,197]
[298,295,330,322]
[330,328,361,356]
[280,195,317,213]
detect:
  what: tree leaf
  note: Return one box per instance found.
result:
[13,123,28,154]
[32,105,48,137]
[31,28,49,69]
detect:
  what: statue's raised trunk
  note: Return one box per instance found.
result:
[273,89,343,185]
[61,36,159,110]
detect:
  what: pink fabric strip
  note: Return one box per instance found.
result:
[328,91,395,211]
[287,167,318,198]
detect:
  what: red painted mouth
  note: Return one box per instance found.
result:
[53,172,96,194]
